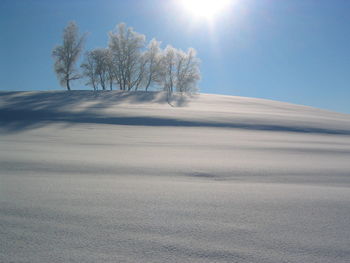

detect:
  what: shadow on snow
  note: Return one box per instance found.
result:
[0,90,350,135]
[1,108,350,135]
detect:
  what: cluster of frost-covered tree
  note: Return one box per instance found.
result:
[52,22,201,95]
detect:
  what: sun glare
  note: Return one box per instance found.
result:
[181,0,231,20]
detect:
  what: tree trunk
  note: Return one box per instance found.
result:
[66,79,71,91]
[99,74,106,90]
[145,76,152,92]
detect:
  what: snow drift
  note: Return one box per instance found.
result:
[1,91,350,263]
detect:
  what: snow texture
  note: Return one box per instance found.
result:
[1,91,350,263]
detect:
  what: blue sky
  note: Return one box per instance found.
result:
[1,0,350,113]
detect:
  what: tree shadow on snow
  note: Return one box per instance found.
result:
[1,90,350,135]
[0,90,185,112]
[1,106,350,135]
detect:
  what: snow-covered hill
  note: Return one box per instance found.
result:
[1,91,350,263]
[1,91,350,134]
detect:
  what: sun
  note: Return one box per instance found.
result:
[180,0,231,20]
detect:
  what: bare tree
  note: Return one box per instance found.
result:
[91,48,109,90]
[133,52,148,91]
[108,23,146,91]
[104,48,115,90]
[81,48,116,91]
[81,51,98,91]
[158,45,177,96]
[52,21,86,90]
[144,39,162,91]
[157,46,200,98]
[175,48,200,94]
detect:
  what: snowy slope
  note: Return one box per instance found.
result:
[1,91,350,263]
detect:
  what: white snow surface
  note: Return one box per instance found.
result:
[1,91,350,263]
